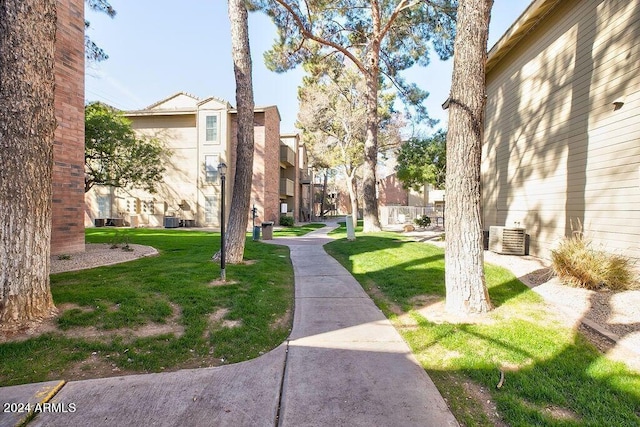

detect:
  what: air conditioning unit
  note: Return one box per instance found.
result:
[164,216,179,228]
[489,226,526,255]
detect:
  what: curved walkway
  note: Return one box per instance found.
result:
[0,223,457,427]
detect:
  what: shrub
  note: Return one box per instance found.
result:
[414,215,431,228]
[279,215,294,227]
[551,232,637,291]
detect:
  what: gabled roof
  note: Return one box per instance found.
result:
[198,96,232,109]
[145,91,200,110]
[486,0,562,74]
[125,92,232,117]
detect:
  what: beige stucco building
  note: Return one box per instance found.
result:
[85,92,308,229]
[482,0,640,260]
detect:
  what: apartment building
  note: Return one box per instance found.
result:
[482,0,640,259]
[85,92,307,228]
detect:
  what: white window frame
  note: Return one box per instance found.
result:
[204,154,219,183]
[97,195,110,218]
[205,115,219,144]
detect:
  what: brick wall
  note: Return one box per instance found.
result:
[262,107,281,223]
[51,0,85,255]
[379,174,408,206]
[230,107,282,226]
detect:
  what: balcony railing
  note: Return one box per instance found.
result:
[280,145,295,167]
[280,178,295,197]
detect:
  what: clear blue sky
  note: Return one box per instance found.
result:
[85,1,532,134]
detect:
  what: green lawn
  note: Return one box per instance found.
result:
[325,224,640,426]
[273,222,325,237]
[0,227,299,387]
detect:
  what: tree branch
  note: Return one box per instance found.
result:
[273,0,368,75]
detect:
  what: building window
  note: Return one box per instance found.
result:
[205,115,218,143]
[97,195,110,218]
[126,198,140,214]
[205,155,219,183]
[205,195,217,224]
[142,200,155,215]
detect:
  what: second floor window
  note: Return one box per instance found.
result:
[205,155,219,183]
[206,115,218,143]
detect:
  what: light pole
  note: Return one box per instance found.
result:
[218,162,227,280]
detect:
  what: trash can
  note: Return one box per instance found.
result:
[253,225,261,241]
[94,218,105,227]
[261,221,274,240]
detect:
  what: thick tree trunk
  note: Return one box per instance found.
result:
[0,0,58,330]
[225,0,255,264]
[362,68,381,232]
[444,0,493,315]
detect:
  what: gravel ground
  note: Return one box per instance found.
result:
[51,243,158,274]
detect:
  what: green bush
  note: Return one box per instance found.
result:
[551,232,637,291]
[413,215,431,228]
[279,215,294,227]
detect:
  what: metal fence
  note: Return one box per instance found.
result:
[380,205,443,226]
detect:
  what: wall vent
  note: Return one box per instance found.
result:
[489,226,526,255]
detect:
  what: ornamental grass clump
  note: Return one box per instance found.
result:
[551,230,637,291]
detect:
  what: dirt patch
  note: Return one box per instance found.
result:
[208,279,238,287]
[64,352,126,380]
[205,308,242,331]
[209,308,230,323]
[270,309,292,331]
[520,399,581,423]
[0,302,184,344]
[367,285,403,316]
[413,298,496,326]
[222,320,242,328]
[463,379,508,427]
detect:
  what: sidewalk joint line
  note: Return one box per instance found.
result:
[274,340,290,427]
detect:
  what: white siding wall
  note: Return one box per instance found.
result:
[483,0,640,260]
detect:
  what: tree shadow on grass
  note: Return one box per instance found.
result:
[326,233,531,311]
[325,229,640,424]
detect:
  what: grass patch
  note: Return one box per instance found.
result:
[325,224,640,426]
[0,228,295,387]
[273,222,325,237]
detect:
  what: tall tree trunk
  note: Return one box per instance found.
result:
[444,0,493,315]
[362,68,381,232]
[0,0,57,330]
[225,0,255,263]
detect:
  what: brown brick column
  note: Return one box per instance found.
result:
[51,0,85,255]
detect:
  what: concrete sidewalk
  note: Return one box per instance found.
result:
[0,223,458,427]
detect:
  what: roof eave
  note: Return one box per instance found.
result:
[486,0,562,74]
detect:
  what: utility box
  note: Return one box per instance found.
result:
[262,221,274,240]
[489,226,526,255]
[164,216,179,228]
